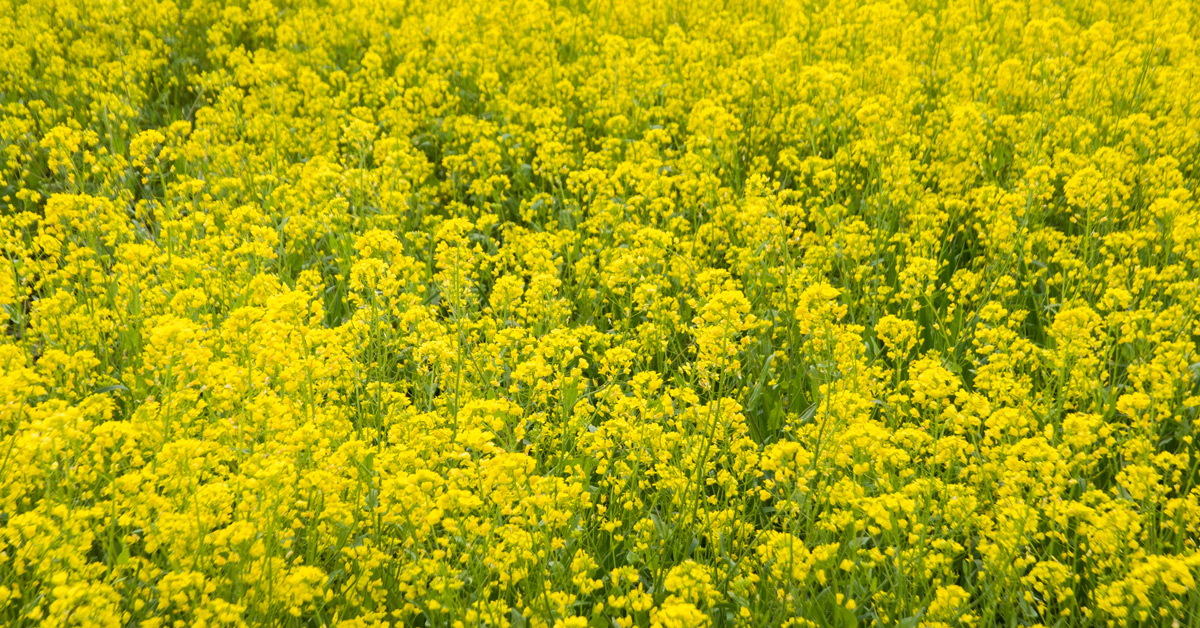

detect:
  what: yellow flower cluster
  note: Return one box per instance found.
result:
[2,0,1199,626]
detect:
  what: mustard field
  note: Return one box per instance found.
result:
[2,0,1199,626]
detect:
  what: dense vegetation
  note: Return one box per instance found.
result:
[1,0,1199,626]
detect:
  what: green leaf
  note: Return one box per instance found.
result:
[95,383,130,395]
[836,607,858,628]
